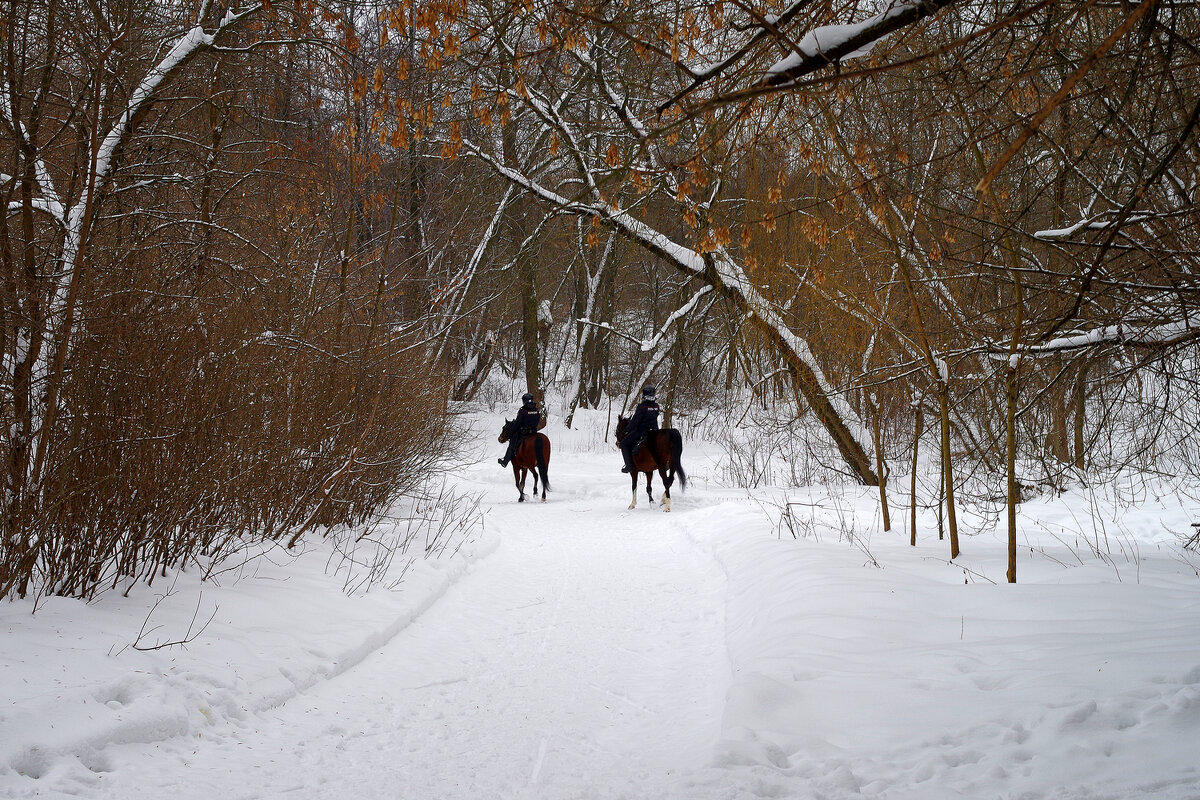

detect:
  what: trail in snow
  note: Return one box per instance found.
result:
[82,456,729,800]
[7,415,1200,800]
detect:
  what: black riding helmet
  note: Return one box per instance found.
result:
[642,385,656,398]
[521,392,536,405]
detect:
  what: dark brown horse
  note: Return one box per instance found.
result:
[615,415,687,512]
[498,420,551,502]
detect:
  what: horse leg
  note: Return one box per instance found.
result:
[514,465,525,502]
[534,436,549,502]
[645,470,654,505]
[628,471,638,509]
[660,466,673,512]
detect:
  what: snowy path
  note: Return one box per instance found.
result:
[82,458,729,799]
[8,420,1200,800]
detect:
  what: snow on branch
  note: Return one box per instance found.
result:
[22,1,270,488]
[576,319,644,348]
[431,187,515,364]
[1028,319,1200,354]
[640,286,714,352]
[91,6,261,204]
[578,285,713,355]
[576,49,651,142]
[509,81,602,201]
[577,51,690,204]
[5,199,64,219]
[1033,213,1157,241]
[2,82,66,223]
[45,3,265,308]
[762,0,959,87]
[657,0,816,112]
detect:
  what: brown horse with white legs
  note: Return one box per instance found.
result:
[615,415,686,512]
[498,420,551,502]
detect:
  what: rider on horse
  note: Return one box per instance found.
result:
[499,392,542,467]
[620,385,660,473]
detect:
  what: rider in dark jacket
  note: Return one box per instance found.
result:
[499,393,542,467]
[620,385,660,473]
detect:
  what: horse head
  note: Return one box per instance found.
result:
[614,414,628,443]
[498,418,513,444]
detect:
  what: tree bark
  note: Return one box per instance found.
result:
[1073,359,1088,471]
[1006,359,1019,584]
[869,394,891,531]
[910,405,922,546]
[938,385,960,559]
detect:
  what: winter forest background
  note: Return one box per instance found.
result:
[2,0,1199,596]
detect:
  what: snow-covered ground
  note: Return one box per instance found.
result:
[3,408,1200,799]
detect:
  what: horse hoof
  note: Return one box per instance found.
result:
[628,503,636,510]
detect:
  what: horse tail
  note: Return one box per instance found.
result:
[535,435,550,492]
[669,429,686,490]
